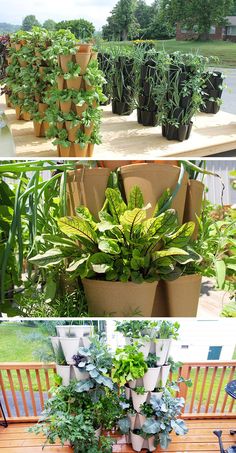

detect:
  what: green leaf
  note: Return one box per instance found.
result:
[143,209,177,237]
[29,249,65,267]
[98,239,120,254]
[152,247,189,261]
[120,208,146,227]
[67,256,89,272]
[58,216,97,248]
[165,222,195,248]
[153,188,171,216]
[43,234,77,249]
[76,205,95,223]
[105,188,127,222]
[128,186,144,209]
[89,252,113,273]
[215,259,226,289]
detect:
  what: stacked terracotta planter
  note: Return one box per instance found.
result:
[7,38,35,121]
[57,44,98,157]
[51,325,93,386]
[123,336,172,451]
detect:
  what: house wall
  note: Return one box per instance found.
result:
[176,23,223,41]
[204,160,236,206]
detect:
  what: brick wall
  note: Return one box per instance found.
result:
[176,22,223,40]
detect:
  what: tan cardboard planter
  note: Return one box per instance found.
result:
[22,111,32,121]
[75,102,88,117]
[60,338,81,364]
[152,281,168,317]
[87,143,94,157]
[59,100,72,114]
[82,279,158,317]
[164,274,202,317]
[65,121,81,142]
[73,143,88,157]
[66,167,110,219]
[120,163,188,222]
[184,179,204,240]
[33,120,43,137]
[56,364,71,386]
[57,75,65,90]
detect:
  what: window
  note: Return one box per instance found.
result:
[181,345,189,349]
[210,26,216,34]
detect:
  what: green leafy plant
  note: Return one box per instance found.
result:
[112,344,148,386]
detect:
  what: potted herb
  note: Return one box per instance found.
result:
[131,386,148,413]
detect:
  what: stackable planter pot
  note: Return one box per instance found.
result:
[131,389,148,412]
[82,279,158,317]
[142,367,161,391]
[59,337,81,364]
[56,364,71,386]
[124,337,150,359]
[120,163,188,223]
[73,366,90,381]
[201,71,224,114]
[183,179,204,240]
[112,57,135,116]
[163,274,202,317]
[50,336,60,355]
[131,431,155,452]
[66,167,110,219]
[56,325,93,338]
[138,59,158,127]
[158,364,171,387]
[155,339,172,365]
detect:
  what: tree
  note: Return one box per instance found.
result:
[103,0,138,41]
[135,0,152,34]
[43,19,56,31]
[22,15,41,31]
[55,19,95,39]
[163,0,234,40]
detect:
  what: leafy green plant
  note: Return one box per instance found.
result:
[158,321,180,340]
[112,344,148,386]
[115,320,158,339]
[146,353,158,368]
[29,185,199,284]
[134,386,146,395]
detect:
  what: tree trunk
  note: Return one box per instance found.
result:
[198,31,210,41]
[122,28,128,41]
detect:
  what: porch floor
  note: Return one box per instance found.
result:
[0,419,235,452]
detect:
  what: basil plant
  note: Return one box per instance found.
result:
[30,186,201,283]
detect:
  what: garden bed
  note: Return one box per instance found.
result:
[1,96,236,158]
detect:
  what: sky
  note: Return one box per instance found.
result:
[0,0,153,30]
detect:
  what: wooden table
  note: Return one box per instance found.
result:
[1,95,236,158]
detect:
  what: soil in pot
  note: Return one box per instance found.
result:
[163,274,202,317]
[183,179,204,240]
[66,167,110,218]
[82,279,158,317]
[120,163,188,223]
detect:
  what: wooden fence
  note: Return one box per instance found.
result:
[0,361,235,423]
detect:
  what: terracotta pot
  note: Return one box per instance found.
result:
[60,337,81,364]
[57,121,64,130]
[85,81,95,92]
[59,54,73,73]
[58,145,72,157]
[57,75,65,90]
[90,52,98,61]
[120,163,188,222]
[155,339,172,365]
[39,66,47,75]
[65,121,81,142]
[18,92,25,100]
[18,58,28,67]
[38,103,48,117]
[66,76,82,90]
[15,106,21,120]
[60,100,72,114]
[56,364,71,386]
[75,52,91,75]
[73,143,88,157]
[33,120,43,137]
[15,43,22,51]
[77,43,92,53]
[163,274,202,317]
[131,389,148,413]
[73,366,90,381]
[84,123,94,136]
[35,94,40,102]
[6,56,12,65]
[5,94,11,107]
[183,179,204,240]
[42,121,50,136]
[66,167,110,218]
[75,102,88,117]
[87,143,94,157]
[82,279,158,317]
[22,111,32,121]
[143,367,161,391]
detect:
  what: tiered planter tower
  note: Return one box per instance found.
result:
[137,58,159,127]
[51,324,93,386]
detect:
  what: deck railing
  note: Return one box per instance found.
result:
[0,361,235,423]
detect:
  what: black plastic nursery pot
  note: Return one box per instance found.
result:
[163,121,193,142]
[140,109,158,127]
[112,99,133,115]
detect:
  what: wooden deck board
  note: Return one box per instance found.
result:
[0,419,235,452]
[1,95,236,159]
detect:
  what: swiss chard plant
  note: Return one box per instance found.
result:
[29,185,201,283]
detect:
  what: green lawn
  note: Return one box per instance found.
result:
[102,39,236,68]
[0,322,54,391]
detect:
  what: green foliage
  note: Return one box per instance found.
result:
[103,0,138,41]
[30,186,198,284]
[43,19,56,31]
[55,19,95,39]
[112,344,148,386]
[22,15,41,31]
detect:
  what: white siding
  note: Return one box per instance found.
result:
[204,160,236,205]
